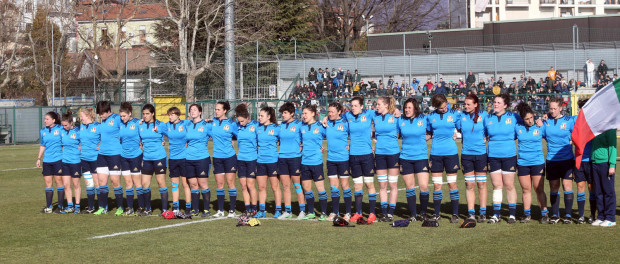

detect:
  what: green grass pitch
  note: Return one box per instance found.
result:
[1,143,619,263]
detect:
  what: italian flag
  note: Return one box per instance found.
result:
[572,78,620,169]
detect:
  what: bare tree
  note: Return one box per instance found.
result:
[0,0,21,96]
[373,0,444,33]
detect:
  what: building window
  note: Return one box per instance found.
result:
[121,27,127,39]
[139,26,146,43]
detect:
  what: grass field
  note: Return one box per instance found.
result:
[1,143,620,263]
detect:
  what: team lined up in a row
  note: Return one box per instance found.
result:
[37,95,616,225]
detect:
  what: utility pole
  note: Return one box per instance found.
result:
[224,0,235,100]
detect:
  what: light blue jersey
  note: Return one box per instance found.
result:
[345,109,376,155]
[79,122,100,161]
[399,115,429,160]
[185,120,211,161]
[211,117,238,159]
[456,111,488,155]
[278,120,303,158]
[40,124,62,163]
[164,120,189,160]
[372,113,400,155]
[61,127,81,164]
[544,115,576,161]
[237,120,258,161]
[326,118,349,162]
[98,113,122,155]
[485,112,520,158]
[301,121,326,166]
[139,120,167,161]
[257,123,280,163]
[427,109,460,156]
[119,118,141,159]
[516,123,546,166]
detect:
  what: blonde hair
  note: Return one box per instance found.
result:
[79,107,96,122]
[379,96,396,114]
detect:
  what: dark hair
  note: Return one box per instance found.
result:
[516,102,534,124]
[217,101,231,113]
[46,111,61,125]
[260,106,277,124]
[303,104,318,116]
[279,102,295,114]
[350,96,364,106]
[235,103,249,119]
[142,104,156,118]
[96,101,111,115]
[403,98,421,119]
[119,102,132,115]
[61,111,73,123]
[431,94,447,108]
[328,102,344,113]
[577,98,589,109]
[189,103,202,113]
[167,106,181,116]
[495,94,511,106]
[465,94,480,126]
[549,97,563,107]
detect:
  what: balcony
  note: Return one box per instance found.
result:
[507,0,530,6]
[604,0,620,8]
[540,0,557,6]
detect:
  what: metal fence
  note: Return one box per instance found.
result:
[1,93,587,145]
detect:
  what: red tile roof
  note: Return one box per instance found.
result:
[76,2,169,22]
[85,47,155,72]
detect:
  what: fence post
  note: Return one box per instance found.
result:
[381,51,385,85]
[12,106,16,145]
[523,45,526,77]
[493,46,497,80]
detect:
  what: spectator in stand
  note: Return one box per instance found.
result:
[547,67,556,89]
[466,70,476,88]
[458,78,466,89]
[344,70,353,87]
[597,60,608,82]
[317,68,324,83]
[526,76,536,92]
[387,76,394,89]
[324,68,331,83]
[336,67,344,88]
[478,78,486,91]
[370,80,378,97]
[330,68,337,85]
[425,79,434,92]
[497,77,505,90]
[517,76,525,90]
[353,70,361,86]
[435,80,446,95]
[411,78,421,96]
[308,67,317,85]
[585,58,595,87]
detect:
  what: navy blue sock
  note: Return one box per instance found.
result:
[493,203,501,217]
[216,188,225,211]
[550,192,559,217]
[508,203,516,216]
[159,188,168,211]
[433,190,442,216]
[564,191,574,218]
[354,190,363,214]
[285,205,292,213]
[144,187,151,211]
[45,188,54,208]
[480,206,487,216]
[420,191,429,215]
[57,186,65,209]
[381,202,388,215]
[299,203,306,213]
[136,187,144,209]
[99,185,109,210]
[186,202,192,211]
[126,188,134,210]
[114,187,124,210]
[450,189,459,215]
[191,189,200,211]
[388,203,396,215]
[406,188,417,216]
[259,204,266,212]
[343,188,352,214]
[368,193,376,214]
[577,192,586,218]
[589,194,597,218]
[86,187,95,210]
[331,186,341,214]
[318,191,328,214]
[275,205,282,214]
[541,209,549,217]
[228,188,237,212]
[245,204,251,212]
[202,189,211,211]
[305,191,315,214]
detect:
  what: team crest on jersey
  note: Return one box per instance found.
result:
[91,127,97,132]
[447,116,453,122]
[70,133,76,139]
[337,124,344,131]
[250,126,255,132]
[361,116,367,122]
[533,129,539,136]
[53,130,59,135]
[462,117,467,121]
[223,125,230,131]
[401,122,406,127]
[290,126,296,132]
[388,117,394,123]
[198,126,204,132]
[560,123,566,130]
[518,130,522,134]
[313,128,319,134]
[432,118,436,123]
[43,132,46,136]
[179,126,184,132]
[505,118,512,125]
[269,129,274,135]
[488,121,493,125]
[108,120,114,126]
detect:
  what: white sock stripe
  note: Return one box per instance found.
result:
[377,175,388,182]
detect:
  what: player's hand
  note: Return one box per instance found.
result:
[453,132,457,141]
[346,145,349,151]
[139,119,144,125]
[536,118,543,127]
[426,135,431,141]
[541,114,548,121]
[321,147,325,153]
[610,167,616,176]
[161,141,165,146]
[321,116,328,126]
[36,159,41,168]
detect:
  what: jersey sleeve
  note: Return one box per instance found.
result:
[455,115,462,131]
[230,121,239,137]
[40,130,45,146]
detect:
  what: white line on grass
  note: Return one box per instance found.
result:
[89,217,228,239]
[0,167,38,172]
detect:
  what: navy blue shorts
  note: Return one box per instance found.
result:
[546,159,574,181]
[400,158,429,175]
[574,161,592,183]
[97,154,122,171]
[213,155,237,174]
[80,159,98,174]
[327,160,350,177]
[430,154,460,173]
[237,160,257,179]
[461,154,487,174]
[142,158,167,175]
[517,164,545,177]
[169,159,186,178]
[349,154,374,178]
[488,156,517,173]
[121,155,142,174]
[278,157,301,176]
[257,162,278,177]
[301,164,325,182]
[375,154,400,170]
[42,161,62,176]
[186,158,211,178]
[62,162,82,178]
